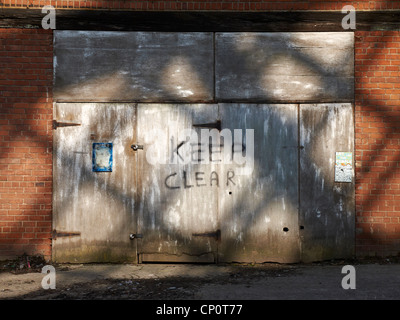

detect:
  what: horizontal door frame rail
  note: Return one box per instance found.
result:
[1,10,400,31]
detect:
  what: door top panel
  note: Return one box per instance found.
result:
[54,31,214,103]
[216,32,354,103]
[54,31,354,104]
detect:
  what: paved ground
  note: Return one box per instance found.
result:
[1,258,400,301]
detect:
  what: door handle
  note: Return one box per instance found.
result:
[131,144,144,151]
[129,233,143,240]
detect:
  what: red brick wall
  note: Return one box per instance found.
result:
[1,0,400,10]
[0,29,53,260]
[355,31,400,257]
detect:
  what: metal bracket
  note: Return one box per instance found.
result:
[192,229,221,241]
[53,120,81,130]
[282,145,304,149]
[52,229,81,240]
[131,144,144,151]
[193,120,221,131]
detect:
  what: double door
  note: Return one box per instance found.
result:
[53,102,354,263]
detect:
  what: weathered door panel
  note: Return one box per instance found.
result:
[54,31,214,103]
[53,103,137,263]
[218,104,300,263]
[215,32,354,102]
[299,103,355,262]
[137,104,220,263]
[52,102,355,264]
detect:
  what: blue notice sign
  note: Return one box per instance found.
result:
[92,143,113,172]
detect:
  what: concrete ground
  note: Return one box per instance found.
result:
[1,260,400,301]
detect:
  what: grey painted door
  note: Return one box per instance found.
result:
[52,31,355,264]
[136,103,301,263]
[136,104,220,263]
[52,103,138,263]
[53,102,355,263]
[299,103,355,262]
[218,104,300,263]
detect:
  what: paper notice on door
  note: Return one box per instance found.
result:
[335,152,353,183]
[92,143,113,172]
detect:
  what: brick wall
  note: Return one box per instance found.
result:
[355,31,400,257]
[0,29,53,260]
[1,0,400,10]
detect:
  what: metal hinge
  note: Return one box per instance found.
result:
[52,229,81,240]
[53,120,81,130]
[282,145,305,150]
[193,120,221,131]
[192,229,221,241]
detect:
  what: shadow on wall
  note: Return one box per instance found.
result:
[353,32,400,256]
